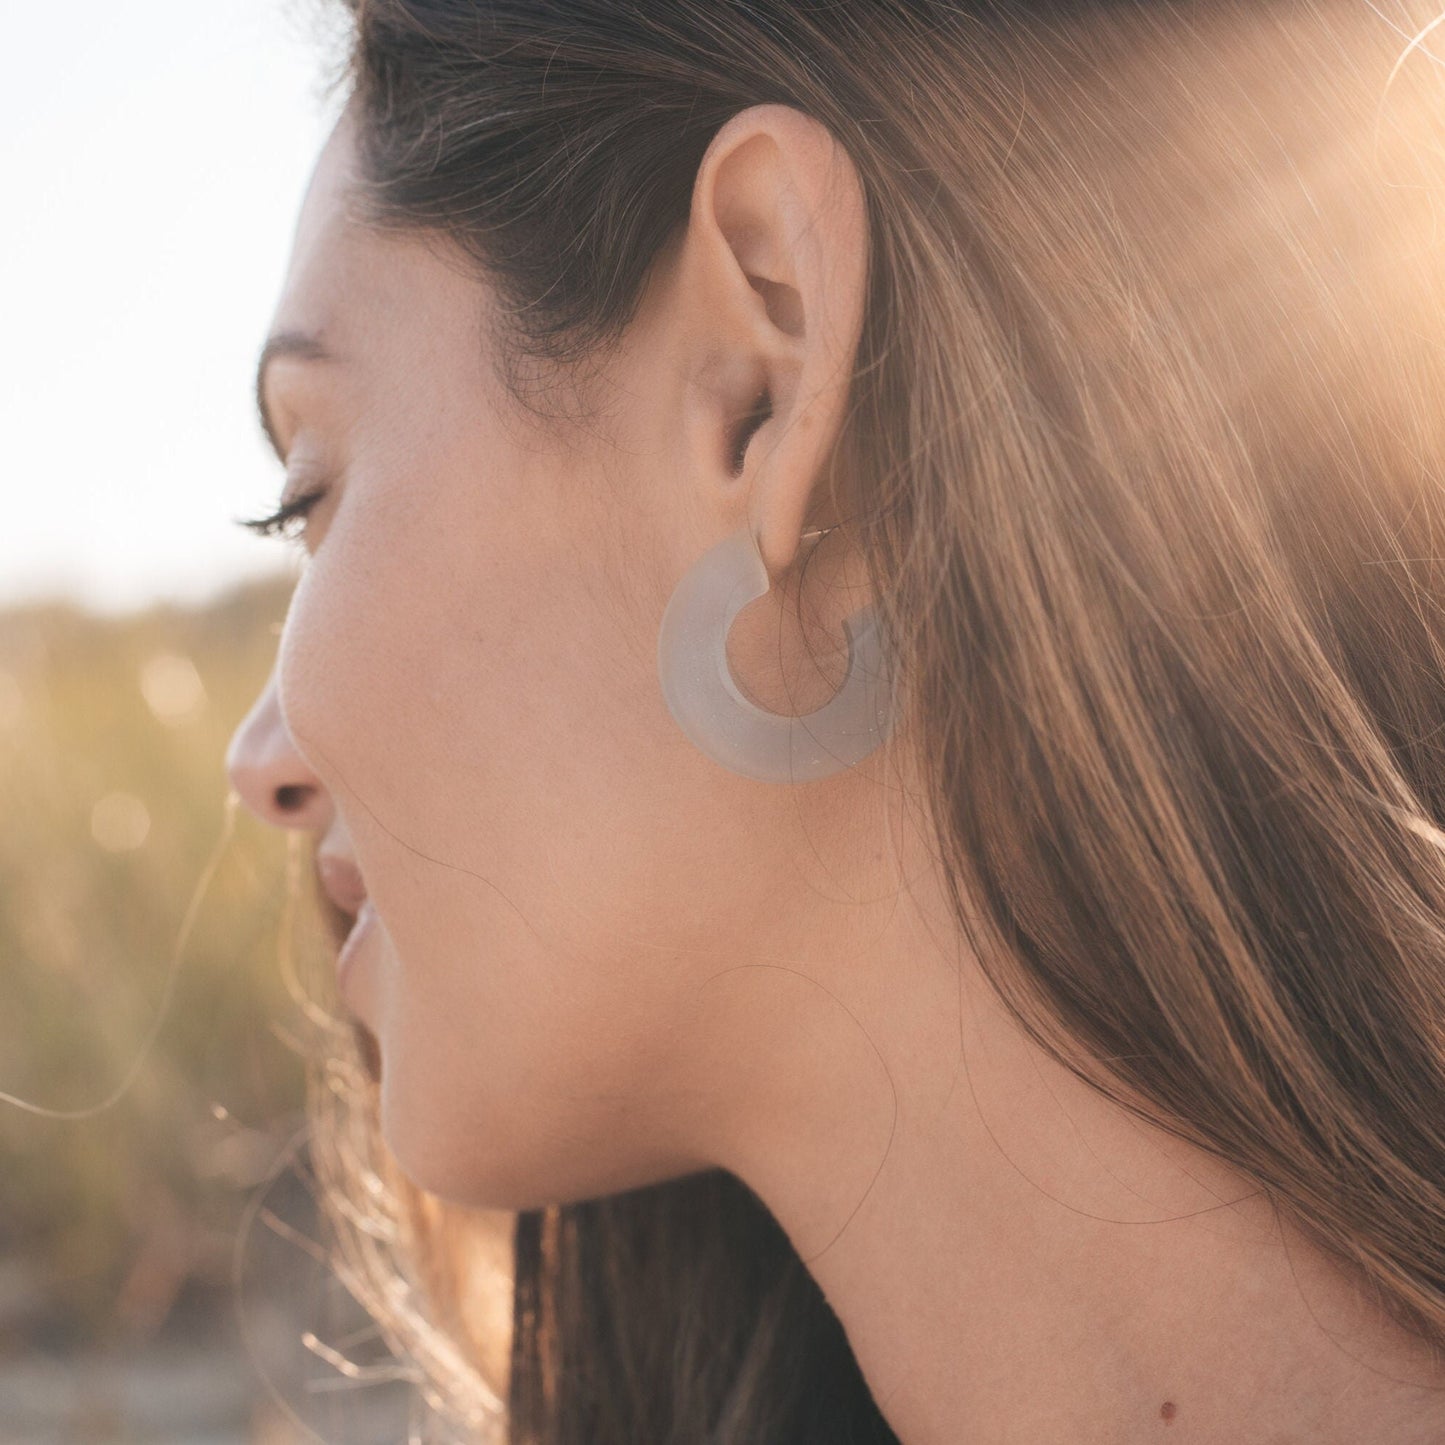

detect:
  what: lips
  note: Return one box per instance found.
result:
[315,847,372,993]
[310,848,382,1082]
[316,851,368,916]
[336,897,377,993]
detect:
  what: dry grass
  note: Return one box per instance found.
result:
[0,571,315,1350]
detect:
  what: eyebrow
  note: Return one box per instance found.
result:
[255,329,335,463]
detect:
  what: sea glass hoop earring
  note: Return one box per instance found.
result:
[657,525,898,784]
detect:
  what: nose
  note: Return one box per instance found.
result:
[226,668,333,833]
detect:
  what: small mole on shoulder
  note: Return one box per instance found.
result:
[1159,1400,1178,1424]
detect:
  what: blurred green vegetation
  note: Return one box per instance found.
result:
[0,569,318,1353]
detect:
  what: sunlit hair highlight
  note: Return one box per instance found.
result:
[278,1,1445,1439]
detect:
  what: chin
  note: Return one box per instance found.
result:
[372,1076,618,1213]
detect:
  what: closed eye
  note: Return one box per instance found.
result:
[235,486,328,543]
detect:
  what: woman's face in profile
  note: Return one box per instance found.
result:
[226,108,900,1210]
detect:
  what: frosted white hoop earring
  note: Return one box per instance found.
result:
[657,525,898,784]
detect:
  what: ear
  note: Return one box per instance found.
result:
[674,103,870,581]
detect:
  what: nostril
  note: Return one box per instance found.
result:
[274,783,312,813]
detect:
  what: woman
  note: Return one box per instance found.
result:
[226,0,1445,1440]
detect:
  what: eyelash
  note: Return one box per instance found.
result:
[237,486,327,543]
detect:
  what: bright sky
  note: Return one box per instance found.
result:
[0,0,348,613]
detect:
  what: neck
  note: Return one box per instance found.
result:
[702,782,1445,1444]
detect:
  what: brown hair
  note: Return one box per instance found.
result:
[282,1,1445,1439]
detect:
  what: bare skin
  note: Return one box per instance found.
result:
[228,103,1445,1443]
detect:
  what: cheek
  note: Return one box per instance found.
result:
[276,466,758,1205]
[274,535,422,807]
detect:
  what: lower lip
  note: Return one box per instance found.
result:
[336,898,377,994]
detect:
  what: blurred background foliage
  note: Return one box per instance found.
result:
[0,571,310,1352]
